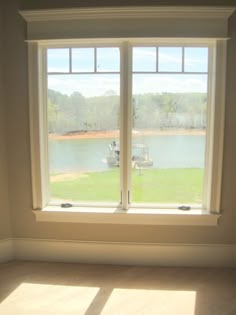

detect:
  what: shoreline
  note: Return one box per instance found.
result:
[49,129,206,140]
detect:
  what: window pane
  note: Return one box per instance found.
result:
[47,72,120,203]
[158,47,182,72]
[133,47,156,72]
[131,73,207,205]
[184,47,208,73]
[47,48,69,73]
[72,48,94,72]
[96,48,120,72]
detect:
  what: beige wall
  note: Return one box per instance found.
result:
[0,3,11,239]
[4,0,236,244]
[19,0,236,10]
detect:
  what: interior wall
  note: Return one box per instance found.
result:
[5,0,236,244]
[19,0,236,10]
[0,2,11,240]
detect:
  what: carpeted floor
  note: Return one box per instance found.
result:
[0,261,235,315]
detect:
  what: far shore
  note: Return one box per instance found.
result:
[49,129,206,140]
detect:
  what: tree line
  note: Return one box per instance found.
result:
[48,89,207,134]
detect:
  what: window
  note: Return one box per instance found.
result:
[47,46,121,204]
[131,45,209,207]
[46,43,209,208]
[29,38,225,213]
[21,6,233,224]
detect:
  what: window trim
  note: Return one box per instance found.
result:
[20,6,235,40]
[20,6,235,22]
[33,207,220,226]
[22,5,234,225]
[28,38,226,217]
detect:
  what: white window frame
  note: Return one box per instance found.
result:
[21,6,235,225]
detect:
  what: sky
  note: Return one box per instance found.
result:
[47,47,208,97]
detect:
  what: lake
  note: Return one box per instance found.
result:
[49,135,205,173]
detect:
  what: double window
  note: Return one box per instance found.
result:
[29,38,225,214]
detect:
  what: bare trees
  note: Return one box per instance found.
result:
[48,89,207,135]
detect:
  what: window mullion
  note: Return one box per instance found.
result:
[41,47,50,207]
[69,48,72,73]
[94,47,97,72]
[120,42,132,210]
[202,45,214,211]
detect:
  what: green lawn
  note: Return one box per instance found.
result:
[50,168,203,204]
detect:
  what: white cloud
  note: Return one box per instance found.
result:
[48,73,207,97]
[159,53,181,65]
[133,74,207,94]
[48,75,120,97]
[133,47,156,59]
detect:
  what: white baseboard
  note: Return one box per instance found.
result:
[0,239,14,262]
[1,238,235,267]
[13,238,236,267]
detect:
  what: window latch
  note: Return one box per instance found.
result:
[61,203,73,208]
[178,205,191,211]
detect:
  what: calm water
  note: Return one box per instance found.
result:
[49,135,205,173]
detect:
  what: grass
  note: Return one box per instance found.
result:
[50,169,120,202]
[50,168,203,204]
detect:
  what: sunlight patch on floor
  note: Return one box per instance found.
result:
[0,283,196,315]
[101,289,196,315]
[0,283,100,314]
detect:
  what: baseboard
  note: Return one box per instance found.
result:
[13,238,236,267]
[0,239,14,262]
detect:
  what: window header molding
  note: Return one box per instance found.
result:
[19,6,235,41]
[19,6,235,22]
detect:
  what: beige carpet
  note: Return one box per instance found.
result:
[0,261,235,315]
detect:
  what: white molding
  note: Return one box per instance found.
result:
[210,40,227,212]
[14,238,236,267]
[0,239,14,262]
[203,40,227,213]
[33,208,220,226]
[28,43,49,209]
[19,6,235,40]
[1,238,236,267]
[28,42,43,210]
[19,6,235,22]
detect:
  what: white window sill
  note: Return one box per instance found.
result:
[33,206,220,226]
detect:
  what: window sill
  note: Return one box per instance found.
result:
[33,206,220,226]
